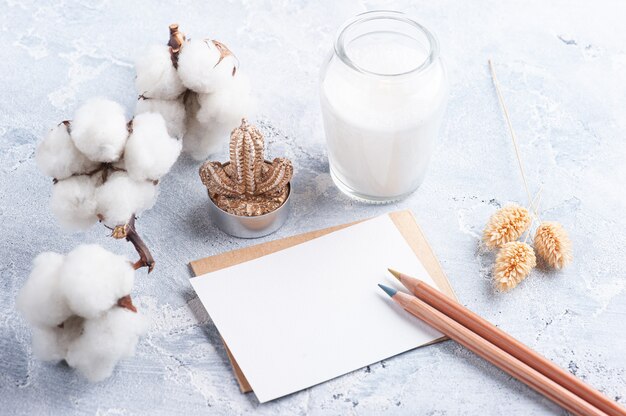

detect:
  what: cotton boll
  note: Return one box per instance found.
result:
[31,327,65,361]
[59,244,134,319]
[135,45,186,100]
[65,308,148,382]
[135,97,186,139]
[183,113,230,160]
[50,175,98,230]
[31,316,84,361]
[180,92,226,160]
[125,113,182,182]
[177,39,236,93]
[71,98,129,162]
[36,123,99,180]
[195,74,252,127]
[17,252,72,327]
[95,172,157,227]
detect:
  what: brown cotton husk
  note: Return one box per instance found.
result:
[534,221,572,269]
[494,241,536,291]
[483,204,532,249]
[117,295,137,313]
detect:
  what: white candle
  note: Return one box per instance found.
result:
[320,11,448,202]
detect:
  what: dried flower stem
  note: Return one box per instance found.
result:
[523,187,543,244]
[488,59,533,208]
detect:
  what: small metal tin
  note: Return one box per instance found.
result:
[207,184,291,238]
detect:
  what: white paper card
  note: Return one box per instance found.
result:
[190,214,443,403]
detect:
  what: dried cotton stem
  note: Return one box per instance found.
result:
[110,215,155,273]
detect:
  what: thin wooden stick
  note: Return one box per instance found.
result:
[386,272,626,416]
[488,59,533,207]
[379,285,608,416]
[524,187,543,244]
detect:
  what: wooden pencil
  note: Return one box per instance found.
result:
[378,284,607,416]
[387,269,625,416]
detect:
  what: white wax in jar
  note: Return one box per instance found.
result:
[320,38,447,199]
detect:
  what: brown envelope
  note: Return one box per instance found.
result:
[189,210,457,394]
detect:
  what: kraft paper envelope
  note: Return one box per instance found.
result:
[189,210,457,396]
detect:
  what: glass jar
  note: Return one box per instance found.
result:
[319,10,448,202]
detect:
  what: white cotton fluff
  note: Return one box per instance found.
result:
[135,44,186,100]
[125,113,182,181]
[70,98,129,163]
[36,123,99,180]
[31,316,84,361]
[16,252,72,327]
[195,74,252,127]
[58,244,134,319]
[183,94,229,160]
[135,97,186,139]
[65,308,147,382]
[31,327,65,361]
[180,91,227,160]
[50,175,98,230]
[177,39,236,93]
[183,119,230,161]
[95,171,157,227]
[18,244,147,382]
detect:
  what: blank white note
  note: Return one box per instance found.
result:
[190,214,443,403]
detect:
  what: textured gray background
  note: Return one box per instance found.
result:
[1,0,625,414]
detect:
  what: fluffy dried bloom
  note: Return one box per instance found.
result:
[134,24,254,160]
[36,122,99,180]
[36,99,179,229]
[534,221,572,269]
[483,205,531,249]
[37,99,174,271]
[70,98,129,163]
[16,245,148,382]
[494,241,536,291]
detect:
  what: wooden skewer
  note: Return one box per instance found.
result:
[387,269,625,416]
[378,284,607,416]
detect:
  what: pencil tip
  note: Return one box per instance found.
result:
[378,284,397,298]
[387,268,402,281]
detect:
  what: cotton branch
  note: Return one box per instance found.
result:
[134,23,251,160]
[111,215,155,273]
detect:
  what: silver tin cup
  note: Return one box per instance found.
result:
[207,184,291,238]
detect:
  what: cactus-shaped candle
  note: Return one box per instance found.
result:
[199,119,293,220]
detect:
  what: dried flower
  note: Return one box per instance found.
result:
[37,99,179,229]
[135,23,253,160]
[483,205,532,249]
[534,221,572,269]
[16,245,148,382]
[494,241,536,291]
[36,98,179,271]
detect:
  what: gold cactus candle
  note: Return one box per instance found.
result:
[320,11,448,202]
[199,119,293,217]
